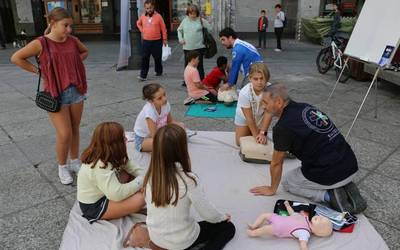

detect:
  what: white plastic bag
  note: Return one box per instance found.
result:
[162,45,171,61]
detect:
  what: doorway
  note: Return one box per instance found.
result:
[154,0,171,31]
[0,0,16,42]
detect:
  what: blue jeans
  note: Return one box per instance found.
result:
[60,85,86,105]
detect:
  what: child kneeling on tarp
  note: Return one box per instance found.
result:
[202,56,229,96]
[184,50,218,105]
[234,62,272,146]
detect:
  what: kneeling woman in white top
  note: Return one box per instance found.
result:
[134,83,184,152]
[77,122,145,223]
[234,62,272,146]
[143,124,236,250]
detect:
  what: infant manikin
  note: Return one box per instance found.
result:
[248,201,333,250]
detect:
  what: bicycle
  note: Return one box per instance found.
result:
[316,36,351,83]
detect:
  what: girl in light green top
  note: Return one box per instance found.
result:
[77,122,145,223]
[178,4,212,80]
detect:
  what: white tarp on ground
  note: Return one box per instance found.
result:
[60,131,388,250]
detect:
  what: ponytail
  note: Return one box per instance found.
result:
[44,7,72,35]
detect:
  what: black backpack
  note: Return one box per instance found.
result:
[200,18,217,59]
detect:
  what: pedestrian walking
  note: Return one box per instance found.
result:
[274,4,285,52]
[10,7,89,185]
[137,0,168,81]
[177,4,212,84]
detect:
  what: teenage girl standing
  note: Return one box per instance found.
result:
[11,7,88,184]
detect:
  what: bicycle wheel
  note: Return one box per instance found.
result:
[335,58,351,83]
[316,47,334,74]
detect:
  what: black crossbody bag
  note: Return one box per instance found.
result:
[35,37,61,112]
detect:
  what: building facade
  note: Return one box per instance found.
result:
[3,0,364,40]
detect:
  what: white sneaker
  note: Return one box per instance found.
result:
[58,165,73,185]
[68,159,81,173]
[274,48,282,52]
[183,96,195,105]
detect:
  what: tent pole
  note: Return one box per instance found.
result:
[326,57,350,105]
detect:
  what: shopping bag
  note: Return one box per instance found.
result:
[162,45,171,61]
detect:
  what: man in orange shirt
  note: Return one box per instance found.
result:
[137,0,168,81]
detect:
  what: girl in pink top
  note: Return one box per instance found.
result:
[248,201,333,250]
[184,51,217,104]
[11,7,88,185]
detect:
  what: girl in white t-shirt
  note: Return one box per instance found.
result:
[142,124,235,249]
[134,83,183,152]
[234,62,272,146]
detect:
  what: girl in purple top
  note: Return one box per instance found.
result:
[11,7,88,185]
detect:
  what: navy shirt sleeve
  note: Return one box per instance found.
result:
[273,125,293,152]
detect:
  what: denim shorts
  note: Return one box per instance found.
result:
[134,133,145,152]
[60,85,86,105]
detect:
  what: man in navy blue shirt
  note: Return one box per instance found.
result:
[218,28,262,90]
[250,83,367,214]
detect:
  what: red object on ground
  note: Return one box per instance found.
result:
[339,223,355,233]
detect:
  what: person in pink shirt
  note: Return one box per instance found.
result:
[136,0,167,81]
[184,51,217,105]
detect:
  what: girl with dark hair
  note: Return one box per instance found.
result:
[133,83,184,152]
[11,7,88,185]
[141,124,236,249]
[77,122,145,223]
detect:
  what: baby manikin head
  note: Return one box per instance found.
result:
[310,215,333,237]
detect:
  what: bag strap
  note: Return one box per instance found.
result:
[35,57,42,93]
[199,17,207,45]
[37,36,61,97]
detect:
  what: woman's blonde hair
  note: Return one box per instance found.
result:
[248,62,270,82]
[44,7,72,35]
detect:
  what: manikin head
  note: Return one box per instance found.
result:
[219,28,237,49]
[261,83,290,117]
[310,215,333,237]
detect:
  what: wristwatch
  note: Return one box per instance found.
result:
[259,130,267,136]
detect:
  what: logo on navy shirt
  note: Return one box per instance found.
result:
[302,107,339,139]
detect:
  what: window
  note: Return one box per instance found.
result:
[80,0,101,23]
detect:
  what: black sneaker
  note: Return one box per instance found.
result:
[328,187,353,213]
[343,182,367,214]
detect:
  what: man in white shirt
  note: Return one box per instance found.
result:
[273,4,285,52]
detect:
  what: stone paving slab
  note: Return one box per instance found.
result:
[0,198,69,250]
[0,166,59,217]
[359,173,400,230]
